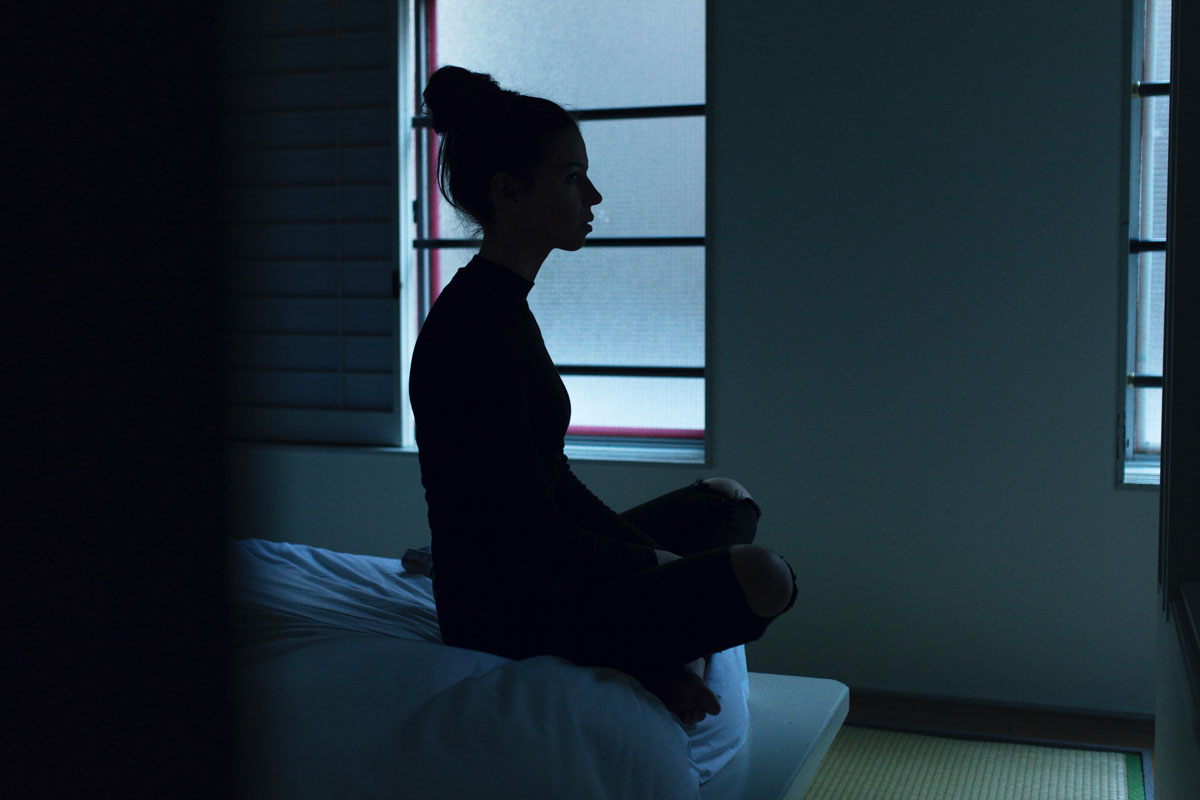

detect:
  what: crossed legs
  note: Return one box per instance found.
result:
[489,478,796,726]
[620,478,796,723]
[678,478,794,619]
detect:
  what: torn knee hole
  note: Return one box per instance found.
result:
[701,477,752,502]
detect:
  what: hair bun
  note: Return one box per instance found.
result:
[423,66,504,134]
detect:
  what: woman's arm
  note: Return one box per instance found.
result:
[553,458,662,550]
[413,318,658,582]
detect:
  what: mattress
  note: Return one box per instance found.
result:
[229,538,847,799]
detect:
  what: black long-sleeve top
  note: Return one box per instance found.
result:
[408,255,659,650]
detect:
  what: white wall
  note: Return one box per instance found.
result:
[229,0,1159,715]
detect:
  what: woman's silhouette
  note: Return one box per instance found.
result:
[409,66,796,725]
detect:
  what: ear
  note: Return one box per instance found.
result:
[489,171,524,216]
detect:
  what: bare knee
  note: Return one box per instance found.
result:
[729,545,793,618]
[702,477,752,502]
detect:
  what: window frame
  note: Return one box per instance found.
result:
[1119,0,1172,487]
[402,0,708,463]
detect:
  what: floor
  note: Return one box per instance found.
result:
[844,692,1156,771]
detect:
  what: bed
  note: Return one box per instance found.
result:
[230,538,848,799]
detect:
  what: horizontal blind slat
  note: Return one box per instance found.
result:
[227,260,338,295]
[226,71,393,112]
[227,334,393,372]
[229,335,339,369]
[228,369,342,407]
[224,185,392,223]
[227,371,393,411]
[228,223,339,259]
[223,146,391,185]
[227,298,393,334]
[224,0,390,39]
[223,33,393,73]
[224,108,394,148]
[226,222,393,259]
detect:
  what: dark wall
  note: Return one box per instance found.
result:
[1155,0,1200,792]
[10,3,231,795]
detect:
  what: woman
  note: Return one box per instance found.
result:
[409,66,796,725]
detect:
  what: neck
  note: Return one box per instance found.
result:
[478,227,550,283]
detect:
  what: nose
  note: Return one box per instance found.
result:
[586,175,602,206]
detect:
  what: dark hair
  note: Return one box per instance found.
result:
[422,66,579,231]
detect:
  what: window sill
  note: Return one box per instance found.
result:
[228,439,420,457]
[1123,459,1161,486]
[229,437,707,466]
[564,435,706,465]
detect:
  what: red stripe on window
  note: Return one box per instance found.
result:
[426,0,442,303]
[567,426,705,440]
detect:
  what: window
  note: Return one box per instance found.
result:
[405,0,707,462]
[220,0,705,460]
[1122,0,1173,485]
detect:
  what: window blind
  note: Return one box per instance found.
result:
[221,0,400,445]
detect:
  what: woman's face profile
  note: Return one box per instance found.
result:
[517,129,603,253]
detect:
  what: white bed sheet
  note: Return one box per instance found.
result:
[701,674,849,800]
[236,634,698,799]
[229,538,847,799]
[231,538,744,798]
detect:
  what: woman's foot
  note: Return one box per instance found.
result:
[650,658,721,725]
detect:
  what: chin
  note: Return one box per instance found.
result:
[557,234,588,252]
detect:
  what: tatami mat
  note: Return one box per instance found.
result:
[797,725,1143,800]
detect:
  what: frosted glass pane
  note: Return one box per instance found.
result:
[583,118,704,237]
[420,247,706,436]
[1134,251,1165,376]
[530,247,703,368]
[563,376,703,433]
[431,173,479,239]
[429,118,704,240]
[432,0,704,109]
[1133,387,1162,454]
[427,246,477,301]
[425,246,704,370]
[423,120,478,239]
[1143,0,1173,83]
[1138,96,1170,240]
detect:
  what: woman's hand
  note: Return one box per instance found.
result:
[653,659,721,725]
[655,549,680,565]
